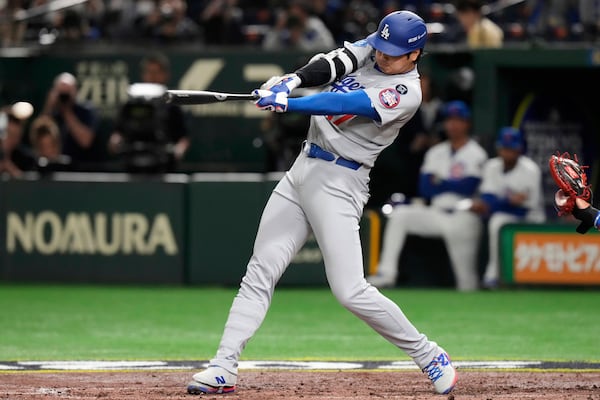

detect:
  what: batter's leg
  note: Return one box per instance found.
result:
[209,180,311,373]
[441,211,483,291]
[370,205,446,287]
[302,187,440,369]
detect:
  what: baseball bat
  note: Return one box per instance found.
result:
[164,90,259,105]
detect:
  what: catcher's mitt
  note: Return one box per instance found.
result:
[548,152,591,216]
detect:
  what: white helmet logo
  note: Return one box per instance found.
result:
[380,24,390,40]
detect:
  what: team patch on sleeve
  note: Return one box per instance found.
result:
[378,88,401,109]
[395,84,408,95]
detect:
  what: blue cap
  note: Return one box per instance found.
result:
[366,11,427,56]
[496,127,524,150]
[443,100,471,119]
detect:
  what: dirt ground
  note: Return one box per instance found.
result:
[1,370,599,400]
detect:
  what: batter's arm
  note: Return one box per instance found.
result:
[287,90,379,120]
[294,41,369,87]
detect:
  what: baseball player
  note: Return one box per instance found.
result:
[187,11,457,396]
[471,127,545,288]
[368,100,488,291]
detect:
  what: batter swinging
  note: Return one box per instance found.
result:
[187,10,457,396]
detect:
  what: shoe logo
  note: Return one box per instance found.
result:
[422,353,450,382]
[215,376,226,385]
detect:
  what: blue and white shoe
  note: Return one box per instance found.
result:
[422,350,457,394]
[187,365,237,395]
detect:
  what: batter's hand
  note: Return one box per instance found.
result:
[253,89,288,112]
[260,74,301,95]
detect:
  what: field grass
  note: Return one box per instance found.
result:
[0,284,599,361]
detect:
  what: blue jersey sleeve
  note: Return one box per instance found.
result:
[419,173,480,199]
[480,193,528,217]
[287,90,380,121]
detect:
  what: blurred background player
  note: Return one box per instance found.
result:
[368,100,488,291]
[471,126,544,288]
[42,72,100,168]
[454,0,504,48]
[261,0,335,51]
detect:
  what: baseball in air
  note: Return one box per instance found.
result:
[11,102,34,119]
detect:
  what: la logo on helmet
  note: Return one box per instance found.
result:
[380,24,390,40]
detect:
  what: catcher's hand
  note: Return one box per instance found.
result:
[549,152,591,216]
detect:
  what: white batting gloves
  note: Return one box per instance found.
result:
[260,74,301,95]
[253,89,288,112]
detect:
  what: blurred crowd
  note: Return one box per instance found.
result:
[1,0,600,49]
[0,52,190,176]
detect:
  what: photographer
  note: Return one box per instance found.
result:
[262,0,335,51]
[28,115,72,173]
[42,72,100,166]
[141,0,201,43]
[108,53,189,172]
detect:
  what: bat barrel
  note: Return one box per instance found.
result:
[164,90,259,105]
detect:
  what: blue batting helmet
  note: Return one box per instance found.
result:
[496,127,524,151]
[366,11,427,56]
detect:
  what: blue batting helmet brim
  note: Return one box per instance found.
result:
[367,32,412,56]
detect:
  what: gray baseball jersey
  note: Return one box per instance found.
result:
[308,41,422,168]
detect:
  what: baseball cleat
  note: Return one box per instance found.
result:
[422,350,457,394]
[187,365,237,395]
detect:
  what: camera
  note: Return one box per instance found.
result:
[117,83,172,172]
[58,92,71,104]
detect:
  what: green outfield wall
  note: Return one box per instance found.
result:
[0,173,380,285]
[0,174,187,283]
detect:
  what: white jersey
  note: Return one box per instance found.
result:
[479,155,545,221]
[420,139,488,210]
[306,40,422,168]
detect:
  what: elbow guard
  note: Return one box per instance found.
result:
[295,47,359,87]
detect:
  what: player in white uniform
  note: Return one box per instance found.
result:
[368,100,488,291]
[471,127,545,288]
[187,11,457,396]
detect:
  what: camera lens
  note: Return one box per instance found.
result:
[58,93,71,103]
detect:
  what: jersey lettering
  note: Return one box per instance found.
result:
[330,75,365,93]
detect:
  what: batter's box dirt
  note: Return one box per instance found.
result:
[1,371,599,399]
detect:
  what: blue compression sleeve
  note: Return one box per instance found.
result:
[287,90,380,121]
[480,193,528,217]
[419,174,481,198]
